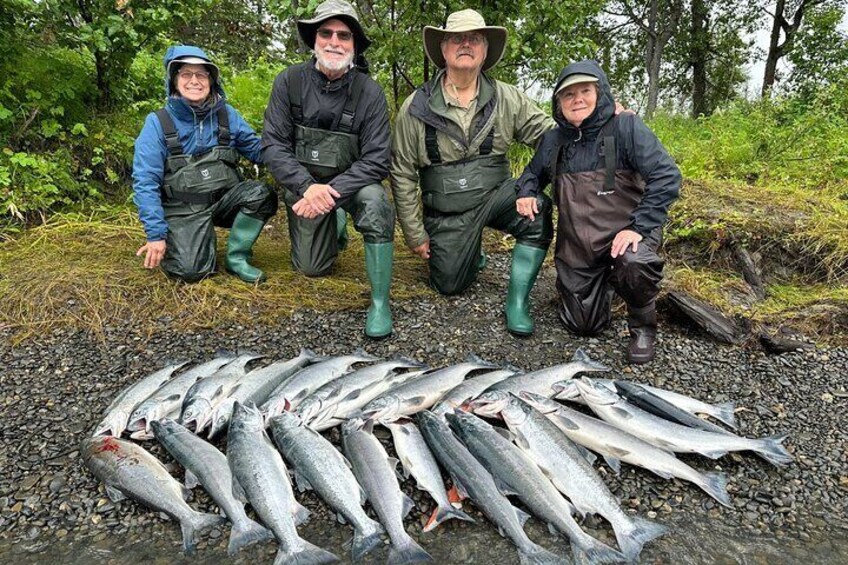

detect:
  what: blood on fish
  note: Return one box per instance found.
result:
[95,437,122,454]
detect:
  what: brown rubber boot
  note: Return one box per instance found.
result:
[627,303,657,364]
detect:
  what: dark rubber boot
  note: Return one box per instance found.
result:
[504,243,547,336]
[225,212,266,283]
[478,250,487,271]
[336,208,349,252]
[364,242,393,338]
[627,302,657,364]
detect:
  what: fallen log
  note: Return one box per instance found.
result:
[728,237,766,301]
[665,291,748,345]
[759,332,815,355]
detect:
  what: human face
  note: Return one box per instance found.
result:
[558,82,598,127]
[314,18,355,75]
[175,64,211,104]
[441,31,488,74]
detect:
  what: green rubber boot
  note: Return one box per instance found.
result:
[504,243,547,336]
[478,250,488,271]
[364,242,393,338]
[336,208,349,252]
[225,211,266,283]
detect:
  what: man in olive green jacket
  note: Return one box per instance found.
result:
[391,9,555,335]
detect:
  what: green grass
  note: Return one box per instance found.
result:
[0,205,433,342]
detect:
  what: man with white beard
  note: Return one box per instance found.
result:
[262,0,395,338]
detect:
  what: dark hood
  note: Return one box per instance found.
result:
[551,60,615,141]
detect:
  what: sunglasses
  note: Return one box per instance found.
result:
[317,28,353,42]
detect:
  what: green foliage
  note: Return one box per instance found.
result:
[786,2,848,98]
[650,82,848,189]
[225,59,290,130]
[0,47,97,146]
[0,147,97,223]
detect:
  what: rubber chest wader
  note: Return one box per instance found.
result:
[284,67,366,275]
[418,124,510,215]
[156,107,241,281]
[553,115,663,362]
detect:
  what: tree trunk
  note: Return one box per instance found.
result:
[644,0,660,119]
[691,0,708,117]
[762,0,786,97]
[761,0,821,97]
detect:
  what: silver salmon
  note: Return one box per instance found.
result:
[81,435,224,555]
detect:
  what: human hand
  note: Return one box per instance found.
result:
[411,239,431,260]
[292,198,322,219]
[516,197,539,222]
[610,229,642,257]
[303,183,340,215]
[137,240,167,269]
[614,101,635,115]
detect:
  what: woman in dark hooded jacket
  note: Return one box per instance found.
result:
[516,60,681,363]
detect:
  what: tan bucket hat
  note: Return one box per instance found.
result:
[423,9,507,72]
[297,0,372,53]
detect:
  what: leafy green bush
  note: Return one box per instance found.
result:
[0,147,98,223]
[0,46,96,146]
[651,81,848,190]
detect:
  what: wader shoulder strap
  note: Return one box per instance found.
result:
[424,121,495,165]
[289,66,304,124]
[425,124,441,164]
[332,71,365,134]
[549,142,563,183]
[601,115,619,191]
[216,106,231,146]
[155,109,184,156]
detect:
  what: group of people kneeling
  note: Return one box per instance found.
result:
[132,1,682,364]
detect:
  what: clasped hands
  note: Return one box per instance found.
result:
[292,183,340,219]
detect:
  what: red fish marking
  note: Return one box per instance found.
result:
[95,437,123,454]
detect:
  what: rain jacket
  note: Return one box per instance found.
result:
[260,59,390,200]
[516,60,680,240]
[132,46,263,242]
[391,68,555,248]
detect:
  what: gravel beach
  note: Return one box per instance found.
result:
[1,255,847,563]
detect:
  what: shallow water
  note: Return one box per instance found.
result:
[1,511,846,564]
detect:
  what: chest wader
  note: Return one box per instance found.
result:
[552,116,663,362]
[285,69,394,338]
[156,107,242,282]
[420,125,509,291]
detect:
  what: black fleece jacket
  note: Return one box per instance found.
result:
[261,60,390,199]
[516,60,681,236]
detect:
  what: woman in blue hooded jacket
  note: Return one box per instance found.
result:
[132,45,278,283]
[516,60,681,364]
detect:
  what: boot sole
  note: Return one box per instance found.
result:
[364,329,392,340]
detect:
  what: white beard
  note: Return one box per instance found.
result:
[315,48,354,72]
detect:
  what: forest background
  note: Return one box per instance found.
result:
[0,0,846,341]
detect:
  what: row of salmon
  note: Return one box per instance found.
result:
[83,348,792,564]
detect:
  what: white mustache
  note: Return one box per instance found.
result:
[322,48,345,56]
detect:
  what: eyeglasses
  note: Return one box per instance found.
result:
[317,28,353,42]
[445,33,485,46]
[177,70,211,82]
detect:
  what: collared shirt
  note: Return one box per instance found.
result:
[441,78,480,140]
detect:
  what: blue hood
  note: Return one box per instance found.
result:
[163,45,225,99]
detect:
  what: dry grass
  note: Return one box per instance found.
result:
[0,207,434,342]
[667,179,848,281]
